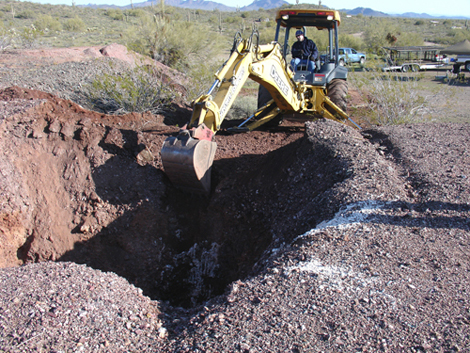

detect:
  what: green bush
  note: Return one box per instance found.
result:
[339,34,364,50]
[363,20,399,52]
[106,9,124,21]
[0,27,12,51]
[225,95,257,120]
[125,18,221,71]
[126,9,147,18]
[396,32,423,46]
[349,71,436,125]
[15,9,35,19]
[19,26,43,48]
[34,14,62,32]
[85,65,176,115]
[63,16,86,32]
[224,16,241,24]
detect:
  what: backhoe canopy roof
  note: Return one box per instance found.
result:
[276,9,341,30]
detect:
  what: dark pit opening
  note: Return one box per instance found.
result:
[58,131,348,308]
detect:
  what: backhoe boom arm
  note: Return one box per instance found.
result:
[161,22,357,194]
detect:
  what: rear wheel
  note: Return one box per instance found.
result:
[402,65,410,72]
[327,79,348,114]
[339,59,345,66]
[257,85,283,127]
[359,57,365,65]
[466,62,470,71]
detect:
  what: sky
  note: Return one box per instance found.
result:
[25,0,470,18]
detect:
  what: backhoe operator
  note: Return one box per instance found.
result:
[291,30,318,71]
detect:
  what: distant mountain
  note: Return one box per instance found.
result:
[239,0,288,11]
[344,7,389,17]
[389,12,468,20]
[78,2,470,19]
[397,12,436,19]
[78,0,289,11]
[80,0,234,11]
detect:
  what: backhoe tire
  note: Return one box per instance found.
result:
[257,85,283,127]
[327,79,348,113]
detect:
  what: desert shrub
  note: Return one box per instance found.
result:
[225,95,257,120]
[208,15,218,24]
[258,25,276,44]
[224,16,241,24]
[339,34,365,50]
[34,14,62,32]
[395,32,423,46]
[106,9,124,21]
[125,17,220,71]
[349,71,438,125]
[184,61,221,101]
[363,19,400,52]
[15,9,35,19]
[85,65,175,115]
[63,16,86,32]
[18,26,43,48]
[126,9,147,18]
[0,27,13,51]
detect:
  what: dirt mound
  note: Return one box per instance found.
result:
[0,43,150,68]
[0,44,189,112]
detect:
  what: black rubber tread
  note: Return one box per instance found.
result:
[327,79,348,113]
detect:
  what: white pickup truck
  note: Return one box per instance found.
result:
[451,55,470,71]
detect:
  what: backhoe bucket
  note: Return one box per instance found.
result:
[161,132,217,194]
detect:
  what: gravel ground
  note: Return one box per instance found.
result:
[0,47,470,352]
[0,262,165,353]
[0,58,137,111]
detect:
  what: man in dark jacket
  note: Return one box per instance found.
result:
[291,30,318,71]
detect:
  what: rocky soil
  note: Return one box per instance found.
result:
[0,45,470,352]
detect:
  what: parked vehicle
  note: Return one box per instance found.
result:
[451,55,470,71]
[320,47,366,66]
[440,40,470,72]
[337,48,366,65]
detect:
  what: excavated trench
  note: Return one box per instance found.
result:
[58,132,348,308]
[0,91,350,307]
[54,141,346,307]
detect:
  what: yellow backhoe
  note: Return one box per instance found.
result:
[161,9,360,193]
